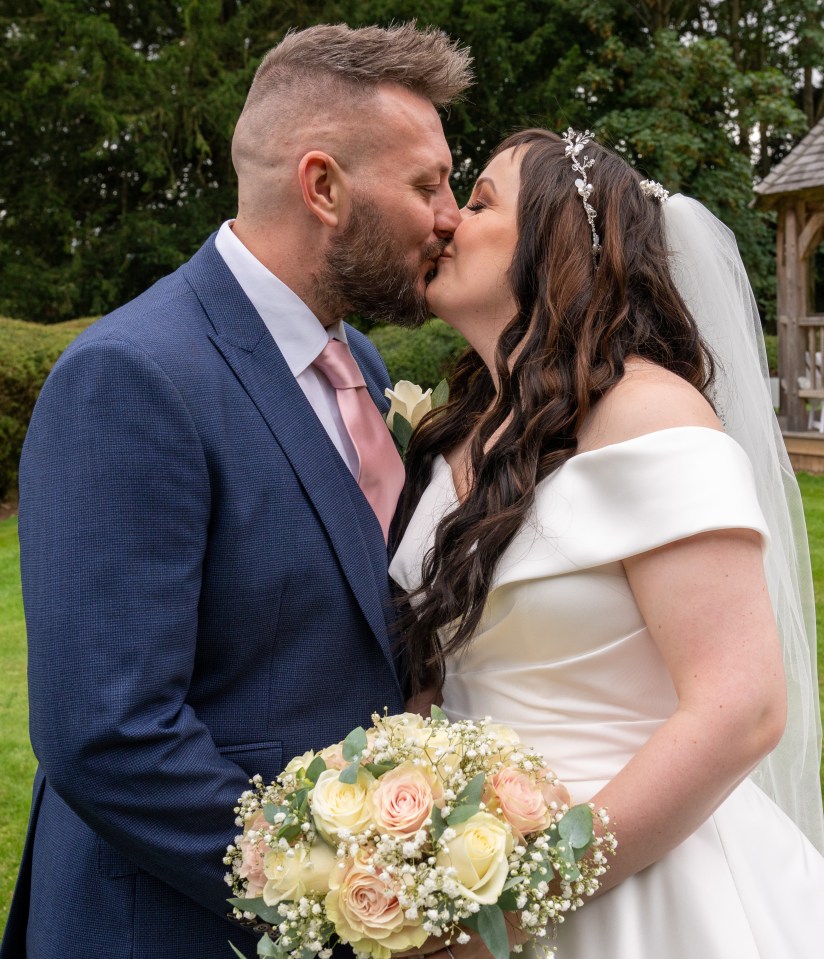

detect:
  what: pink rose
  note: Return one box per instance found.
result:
[326,854,427,957]
[489,767,551,838]
[371,762,436,839]
[237,812,269,898]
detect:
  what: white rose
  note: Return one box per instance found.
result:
[263,841,337,905]
[385,382,433,430]
[310,768,375,844]
[283,749,317,777]
[436,811,513,904]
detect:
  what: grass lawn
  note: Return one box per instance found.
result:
[2,478,824,929]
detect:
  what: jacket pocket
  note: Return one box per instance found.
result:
[218,740,283,782]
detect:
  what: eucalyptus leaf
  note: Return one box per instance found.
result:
[446,802,481,825]
[502,875,527,891]
[365,762,396,778]
[432,378,450,408]
[430,704,449,724]
[229,941,250,959]
[430,804,448,842]
[338,760,361,784]
[475,904,510,959]
[228,897,282,924]
[341,727,368,762]
[557,804,594,850]
[306,756,327,783]
[529,861,555,888]
[289,788,309,809]
[263,803,287,825]
[455,772,485,808]
[257,933,280,958]
[497,888,520,912]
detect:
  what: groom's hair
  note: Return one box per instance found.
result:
[246,22,473,113]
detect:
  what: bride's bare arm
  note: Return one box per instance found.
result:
[588,524,786,896]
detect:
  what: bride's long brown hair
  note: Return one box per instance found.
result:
[398,129,715,693]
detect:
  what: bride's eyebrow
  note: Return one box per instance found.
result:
[473,176,498,195]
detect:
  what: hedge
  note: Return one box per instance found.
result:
[0,316,98,499]
[368,319,467,388]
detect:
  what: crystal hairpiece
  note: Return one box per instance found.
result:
[639,179,669,202]
[562,128,601,256]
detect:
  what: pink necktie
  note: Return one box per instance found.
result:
[313,339,405,543]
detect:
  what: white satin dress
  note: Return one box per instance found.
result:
[389,427,824,957]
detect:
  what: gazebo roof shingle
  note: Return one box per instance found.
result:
[753,116,824,208]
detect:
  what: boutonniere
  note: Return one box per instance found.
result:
[385,379,449,454]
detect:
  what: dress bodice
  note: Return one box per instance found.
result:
[389,427,769,800]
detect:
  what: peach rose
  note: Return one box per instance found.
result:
[319,742,348,771]
[326,854,428,959]
[237,812,269,898]
[489,767,552,838]
[436,811,513,904]
[371,762,436,839]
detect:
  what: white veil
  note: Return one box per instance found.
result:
[663,194,824,853]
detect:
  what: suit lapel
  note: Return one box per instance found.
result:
[182,238,401,683]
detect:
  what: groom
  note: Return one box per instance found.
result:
[2,23,471,959]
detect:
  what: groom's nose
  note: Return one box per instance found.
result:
[434,184,461,238]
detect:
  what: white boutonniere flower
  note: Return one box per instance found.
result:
[385,379,449,453]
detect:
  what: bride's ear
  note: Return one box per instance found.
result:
[298,151,351,228]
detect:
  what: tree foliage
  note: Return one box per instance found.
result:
[0,0,820,325]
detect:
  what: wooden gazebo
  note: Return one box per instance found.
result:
[753,118,824,457]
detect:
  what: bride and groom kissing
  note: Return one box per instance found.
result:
[3,20,824,959]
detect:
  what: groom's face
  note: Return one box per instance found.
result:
[323,85,460,327]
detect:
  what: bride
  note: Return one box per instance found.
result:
[388,128,824,956]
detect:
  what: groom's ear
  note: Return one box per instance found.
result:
[298,151,351,228]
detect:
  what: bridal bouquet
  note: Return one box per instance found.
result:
[224,710,615,959]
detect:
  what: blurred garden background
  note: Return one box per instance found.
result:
[1,0,823,930]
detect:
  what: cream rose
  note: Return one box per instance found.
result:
[311,768,375,843]
[283,749,317,778]
[489,767,552,838]
[436,811,513,904]
[237,812,269,898]
[326,855,428,959]
[262,841,337,905]
[371,762,437,839]
[319,742,348,771]
[385,382,433,431]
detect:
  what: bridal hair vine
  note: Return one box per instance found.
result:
[639,179,669,202]
[562,128,601,257]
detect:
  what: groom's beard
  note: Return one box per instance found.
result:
[316,196,444,329]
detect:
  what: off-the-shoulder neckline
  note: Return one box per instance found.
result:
[434,425,736,497]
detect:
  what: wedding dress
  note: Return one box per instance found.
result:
[389,426,824,957]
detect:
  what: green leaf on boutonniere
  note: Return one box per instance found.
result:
[462,904,509,959]
[229,941,249,959]
[430,704,449,724]
[432,378,450,408]
[228,896,282,924]
[390,412,414,452]
[305,755,327,783]
[342,727,367,762]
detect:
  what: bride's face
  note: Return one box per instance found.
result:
[426,148,520,348]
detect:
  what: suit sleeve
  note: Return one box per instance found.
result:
[20,335,253,918]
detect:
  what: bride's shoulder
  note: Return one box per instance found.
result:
[577,358,722,454]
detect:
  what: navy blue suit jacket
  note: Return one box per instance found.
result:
[1,236,406,958]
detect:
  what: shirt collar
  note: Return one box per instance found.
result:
[214,220,348,376]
